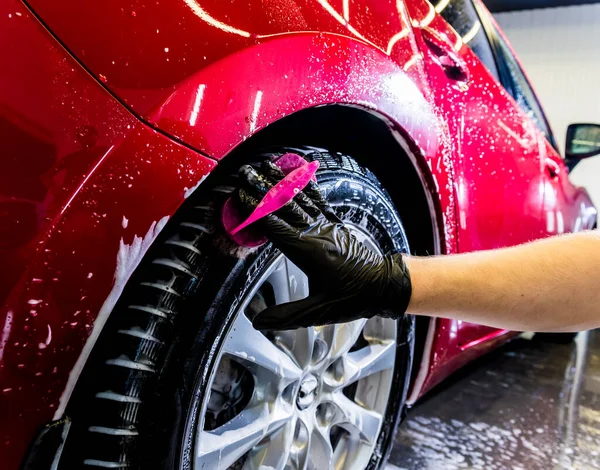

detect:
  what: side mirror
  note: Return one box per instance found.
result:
[566,123,600,169]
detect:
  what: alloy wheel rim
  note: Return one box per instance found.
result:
[193,226,398,470]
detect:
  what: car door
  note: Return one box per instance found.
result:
[482,14,596,235]
[404,0,547,347]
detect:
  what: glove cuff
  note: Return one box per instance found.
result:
[383,253,412,317]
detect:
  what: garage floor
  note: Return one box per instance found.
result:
[387,331,600,470]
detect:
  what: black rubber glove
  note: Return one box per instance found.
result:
[234,161,412,330]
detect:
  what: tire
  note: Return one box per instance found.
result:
[61,148,415,470]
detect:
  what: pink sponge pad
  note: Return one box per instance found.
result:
[274,153,318,179]
[221,154,318,248]
[221,197,268,247]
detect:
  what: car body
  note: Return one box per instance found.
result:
[0,0,596,468]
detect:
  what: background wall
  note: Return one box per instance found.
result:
[486,0,600,12]
[494,4,600,207]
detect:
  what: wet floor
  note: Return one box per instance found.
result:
[387,331,600,470]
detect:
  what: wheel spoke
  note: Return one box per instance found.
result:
[331,428,363,470]
[272,327,316,369]
[265,257,310,305]
[306,427,334,470]
[329,319,367,359]
[242,419,295,470]
[264,257,315,368]
[283,257,310,301]
[265,258,292,304]
[223,313,302,384]
[330,394,383,444]
[342,341,396,386]
[196,402,293,469]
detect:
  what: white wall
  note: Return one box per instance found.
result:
[495,4,600,207]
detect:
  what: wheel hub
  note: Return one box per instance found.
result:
[296,374,319,410]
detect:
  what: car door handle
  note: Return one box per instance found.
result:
[545,158,562,178]
[420,27,470,83]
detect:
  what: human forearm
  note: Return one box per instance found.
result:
[405,231,600,332]
[242,162,599,332]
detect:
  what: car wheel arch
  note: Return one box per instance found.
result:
[223,104,445,403]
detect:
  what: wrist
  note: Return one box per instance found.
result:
[403,255,449,314]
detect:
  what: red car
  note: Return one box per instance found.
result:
[2,0,598,468]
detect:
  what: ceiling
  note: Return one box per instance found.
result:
[485,0,600,12]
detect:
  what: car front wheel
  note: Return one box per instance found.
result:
[62,149,414,470]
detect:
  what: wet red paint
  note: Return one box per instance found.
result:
[0,0,596,467]
[0,1,215,466]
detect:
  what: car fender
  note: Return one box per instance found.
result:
[147,31,458,257]
[148,33,440,158]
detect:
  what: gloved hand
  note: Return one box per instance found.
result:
[233,160,412,330]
